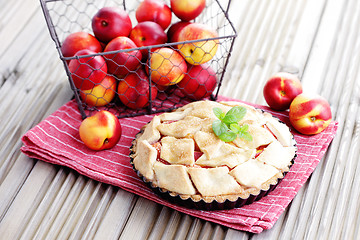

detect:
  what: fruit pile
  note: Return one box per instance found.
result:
[60,0,222,114]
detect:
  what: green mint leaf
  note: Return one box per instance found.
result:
[212,119,228,136]
[239,132,253,142]
[237,124,252,141]
[239,124,249,132]
[219,131,237,142]
[212,106,252,143]
[222,106,247,124]
[229,123,241,134]
[213,107,225,120]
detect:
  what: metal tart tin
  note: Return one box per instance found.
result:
[129,128,297,211]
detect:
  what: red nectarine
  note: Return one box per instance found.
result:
[177,63,217,100]
[289,93,332,135]
[103,36,142,76]
[146,47,187,86]
[61,32,102,59]
[130,21,167,59]
[170,0,206,21]
[92,7,132,43]
[177,23,219,65]
[263,72,303,111]
[80,75,117,107]
[79,110,122,151]
[167,21,191,43]
[136,0,172,30]
[117,68,158,109]
[68,49,107,90]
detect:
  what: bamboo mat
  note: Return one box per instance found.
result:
[0,0,359,239]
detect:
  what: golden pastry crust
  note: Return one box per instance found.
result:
[130,100,297,209]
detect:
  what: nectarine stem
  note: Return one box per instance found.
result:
[101,21,108,27]
[310,116,316,122]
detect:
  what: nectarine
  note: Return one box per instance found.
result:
[103,36,142,76]
[117,68,158,109]
[263,72,303,111]
[130,21,167,59]
[92,7,132,43]
[146,47,187,86]
[80,75,117,107]
[68,49,107,90]
[136,0,172,30]
[61,32,102,60]
[177,23,219,65]
[79,110,122,150]
[177,63,217,100]
[167,21,191,43]
[170,0,206,21]
[289,93,332,135]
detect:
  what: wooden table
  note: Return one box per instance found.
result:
[0,0,358,239]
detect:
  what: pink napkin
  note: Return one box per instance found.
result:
[21,97,338,233]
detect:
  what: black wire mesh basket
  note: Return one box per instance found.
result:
[40,0,237,119]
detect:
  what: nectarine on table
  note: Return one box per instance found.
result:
[263,72,303,111]
[79,110,122,150]
[289,93,332,135]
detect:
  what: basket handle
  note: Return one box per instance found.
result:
[225,0,232,16]
[216,0,233,23]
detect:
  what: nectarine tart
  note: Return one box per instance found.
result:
[130,101,297,210]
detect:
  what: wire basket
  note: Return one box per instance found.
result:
[40,0,237,119]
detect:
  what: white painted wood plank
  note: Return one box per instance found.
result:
[119,198,161,240]
[93,190,137,240]
[224,228,249,240]
[301,0,349,93]
[19,168,69,240]
[172,215,194,240]
[183,218,203,239]
[0,161,57,240]
[147,207,173,240]
[331,106,360,240]
[322,9,360,238]
[0,155,36,219]
[43,175,88,239]
[25,170,78,239]
[245,0,304,104]
[210,225,226,240]
[80,185,115,240]
[0,0,40,56]
[294,0,360,238]
[340,115,360,239]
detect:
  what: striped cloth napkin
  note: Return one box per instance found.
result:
[21,97,338,233]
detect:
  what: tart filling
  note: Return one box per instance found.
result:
[130,101,297,209]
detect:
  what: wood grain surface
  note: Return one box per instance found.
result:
[0,0,358,239]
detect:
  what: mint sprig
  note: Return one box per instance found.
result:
[212,106,253,142]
